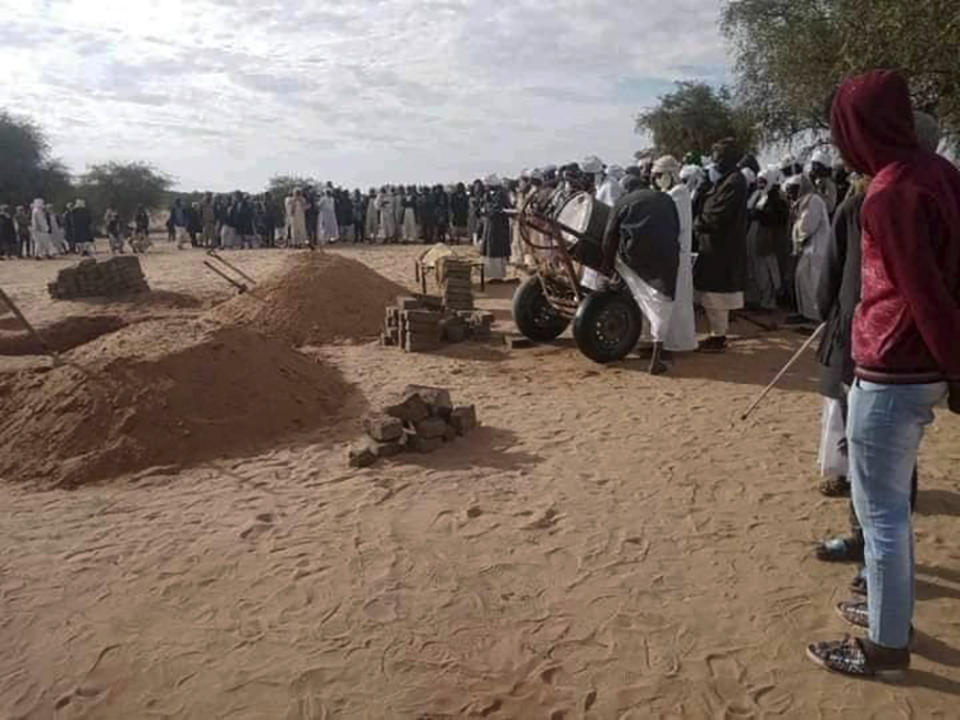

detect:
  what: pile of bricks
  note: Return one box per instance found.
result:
[382,295,494,353]
[48,256,150,300]
[349,385,478,468]
[438,258,474,311]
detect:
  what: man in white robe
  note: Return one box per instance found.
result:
[653,156,697,353]
[31,199,57,258]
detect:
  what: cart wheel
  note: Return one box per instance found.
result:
[573,290,642,363]
[512,276,570,341]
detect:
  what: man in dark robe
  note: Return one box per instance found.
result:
[693,138,749,353]
[449,183,469,243]
[0,205,16,259]
[480,176,510,280]
[599,174,681,374]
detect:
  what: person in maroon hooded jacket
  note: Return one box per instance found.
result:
[807,70,960,678]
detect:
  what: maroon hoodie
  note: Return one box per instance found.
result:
[830,70,960,383]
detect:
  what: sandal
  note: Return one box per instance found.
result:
[806,636,909,678]
[815,536,864,563]
[819,476,850,498]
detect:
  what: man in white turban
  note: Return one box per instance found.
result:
[31,198,58,259]
[653,155,697,353]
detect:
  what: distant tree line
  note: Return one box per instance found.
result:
[0,109,172,224]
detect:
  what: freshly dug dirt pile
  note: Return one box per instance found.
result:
[209,251,406,346]
[0,317,354,487]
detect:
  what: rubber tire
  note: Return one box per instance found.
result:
[573,289,642,363]
[512,276,570,342]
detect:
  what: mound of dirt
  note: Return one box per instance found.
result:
[0,318,356,487]
[209,251,406,346]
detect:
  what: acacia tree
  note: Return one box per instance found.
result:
[0,110,75,206]
[635,82,756,160]
[267,175,317,200]
[722,0,960,147]
[76,162,173,221]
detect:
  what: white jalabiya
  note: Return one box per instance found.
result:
[402,206,417,242]
[818,397,847,478]
[616,257,674,343]
[317,194,339,244]
[289,196,308,246]
[379,193,397,240]
[663,183,697,352]
[31,201,57,257]
[792,188,831,321]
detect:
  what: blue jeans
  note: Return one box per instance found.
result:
[848,379,947,648]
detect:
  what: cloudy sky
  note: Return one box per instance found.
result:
[0,0,730,191]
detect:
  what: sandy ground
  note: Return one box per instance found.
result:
[2,239,960,719]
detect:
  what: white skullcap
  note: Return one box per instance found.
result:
[783,174,802,191]
[581,155,604,174]
[520,168,531,179]
[652,155,681,176]
[679,164,704,181]
[607,164,625,180]
[811,148,833,167]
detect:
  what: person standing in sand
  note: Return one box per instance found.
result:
[289,189,308,247]
[693,138,749,353]
[652,154,697,354]
[479,175,510,281]
[599,172,680,375]
[806,70,960,679]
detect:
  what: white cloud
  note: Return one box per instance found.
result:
[0,0,730,191]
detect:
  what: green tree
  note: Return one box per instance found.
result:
[722,0,960,147]
[635,82,756,160]
[76,162,173,221]
[0,110,75,206]
[267,175,316,200]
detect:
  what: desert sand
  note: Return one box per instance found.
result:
[1,241,959,719]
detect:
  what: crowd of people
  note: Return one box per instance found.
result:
[1,68,958,682]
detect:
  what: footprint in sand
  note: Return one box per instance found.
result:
[706,652,794,718]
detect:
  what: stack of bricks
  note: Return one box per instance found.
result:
[382,294,495,352]
[48,256,150,300]
[437,258,474,311]
[348,385,479,468]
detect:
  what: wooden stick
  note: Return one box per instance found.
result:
[740,322,826,421]
[207,250,257,285]
[0,288,60,366]
[203,261,248,293]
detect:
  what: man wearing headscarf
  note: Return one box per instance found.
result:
[744,166,788,311]
[693,138,749,352]
[599,171,680,374]
[596,165,624,207]
[653,155,697,354]
[480,175,510,280]
[806,70,960,679]
[31,199,57,259]
[810,148,839,215]
[784,173,831,322]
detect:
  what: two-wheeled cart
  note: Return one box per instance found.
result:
[510,189,643,363]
